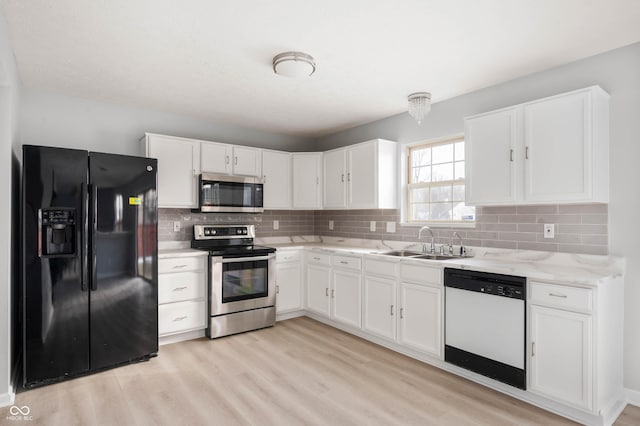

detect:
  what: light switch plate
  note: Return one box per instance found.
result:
[273,220,279,230]
[329,220,334,230]
[173,221,181,232]
[386,221,396,233]
[543,223,555,239]
[370,221,376,232]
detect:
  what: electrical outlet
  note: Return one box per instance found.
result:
[370,221,376,232]
[386,221,396,233]
[173,221,181,232]
[543,223,555,239]
[329,220,334,230]
[273,220,279,230]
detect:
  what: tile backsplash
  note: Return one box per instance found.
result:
[159,203,608,255]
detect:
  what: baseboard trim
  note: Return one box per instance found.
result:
[626,388,640,407]
[159,329,206,346]
[0,388,15,408]
[276,310,305,322]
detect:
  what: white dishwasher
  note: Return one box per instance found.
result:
[444,268,526,389]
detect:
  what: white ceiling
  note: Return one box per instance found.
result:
[2,0,640,138]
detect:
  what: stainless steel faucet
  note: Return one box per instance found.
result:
[453,231,466,256]
[418,226,436,253]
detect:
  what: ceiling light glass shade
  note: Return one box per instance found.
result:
[273,51,316,78]
[408,92,432,124]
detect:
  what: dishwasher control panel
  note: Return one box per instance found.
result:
[444,268,525,300]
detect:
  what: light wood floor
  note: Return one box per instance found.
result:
[3,317,638,425]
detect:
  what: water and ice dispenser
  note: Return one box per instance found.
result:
[39,208,76,256]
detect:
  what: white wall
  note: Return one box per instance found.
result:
[19,89,316,155]
[317,42,640,393]
[0,8,20,406]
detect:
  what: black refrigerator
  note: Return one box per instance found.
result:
[22,145,158,388]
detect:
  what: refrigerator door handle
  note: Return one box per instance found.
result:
[90,184,98,291]
[81,183,88,291]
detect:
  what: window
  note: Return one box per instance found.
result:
[407,137,475,224]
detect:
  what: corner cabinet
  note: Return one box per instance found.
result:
[143,133,200,208]
[465,86,609,206]
[292,153,323,209]
[323,139,397,209]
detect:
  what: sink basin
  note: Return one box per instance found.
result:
[410,254,460,261]
[378,250,423,257]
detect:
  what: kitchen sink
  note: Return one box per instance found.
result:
[377,250,423,257]
[376,250,468,261]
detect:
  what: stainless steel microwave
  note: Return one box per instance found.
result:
[198,173,264,213]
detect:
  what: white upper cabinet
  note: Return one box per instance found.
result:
[465,86,609,205]
[323,139,397,210]
[200,141,231,174]
[262,150,291,209]
[201,142,261,177]
[292,153,323,209]
[465,107,519,205]
[143,133,200,208]
[232,146,262,177]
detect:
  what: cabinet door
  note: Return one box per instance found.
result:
[276,262,302,314]
[332,269,362,328]
[201,141,231,174]
[233,146,261,176]
[398,283,441,357]
[465,108,519,205]
[306,264,331,317]
[262,151,291,209]
[347,142,377,209]
[363,275,396,340]
[530,305,593,411]
[524,91,590,202]
[323,149,347,208]
[147,135,198,208]
[292,153,322,209]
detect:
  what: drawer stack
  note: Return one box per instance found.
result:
[158,254,207,336]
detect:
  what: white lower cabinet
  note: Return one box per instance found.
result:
[158,252,207,337]
[275,251,303,314]
[363,275,397,340]
[306,263,331,316]
[398,282,442,357]
[529,304,593,411]
[332,269,362,328]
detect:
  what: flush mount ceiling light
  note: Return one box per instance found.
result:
[273,51,316,78]
[408,92,432,124]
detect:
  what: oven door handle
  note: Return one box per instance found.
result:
[220,255,273,263]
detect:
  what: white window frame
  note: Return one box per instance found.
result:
[402,135,476,228]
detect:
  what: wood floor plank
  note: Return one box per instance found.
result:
[2,316,637,425]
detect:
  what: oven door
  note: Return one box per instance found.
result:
[209,254,275,315]
[199,174,264,213]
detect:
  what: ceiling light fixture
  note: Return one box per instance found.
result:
[408,92,432,124]
[273,51,316,78]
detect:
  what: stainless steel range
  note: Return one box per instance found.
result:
[191,224,276,338]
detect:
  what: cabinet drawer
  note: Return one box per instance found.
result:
[364,258,398,278]
[159,256,205,274]
[400,263,442,286]
[276,250,302,263]
[332,254,362,271]
[159,271,206,304]
[159,300,206,335]
[307,251,331,265]
[530,281,593,312]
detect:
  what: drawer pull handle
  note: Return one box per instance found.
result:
[390,305,394,316]
[172,265,188,269]
[172,286,187,291]
[339,261,348,265]
[325,288,329,297]
[548,293,567,298]
[173,316,188,322]
[313,257,321,261]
